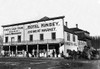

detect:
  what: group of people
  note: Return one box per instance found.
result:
[31,49,63,58]
[65,46,100,60]
[1,50,16,57]
[0,49,64,58]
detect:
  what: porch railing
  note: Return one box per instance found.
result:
[3,38,64,45]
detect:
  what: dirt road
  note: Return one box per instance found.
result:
[0,58,100,69]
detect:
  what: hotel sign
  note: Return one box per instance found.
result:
[28,22,59,29]
[27,21,61,33]
[3,19,63,35]
[4,26,23,35]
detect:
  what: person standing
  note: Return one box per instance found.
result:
[32,49,35,57]
[52,50,55,57]
[1,50,4,57]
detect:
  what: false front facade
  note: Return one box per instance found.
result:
[2,16,78,57]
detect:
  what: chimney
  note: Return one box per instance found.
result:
[76,24,78,28]
[65,21,67,27]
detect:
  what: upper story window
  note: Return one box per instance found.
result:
[5,37,8,43]
[67,32,70,41]
[29,35,33,41]
[52,32,56,40]
[73,34,75,42]
[11,37,15,42]
[40,34,44,40]
[18,35,21,42]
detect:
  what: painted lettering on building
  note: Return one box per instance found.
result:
[28,27,56,33]
[4,26,23,35]
[27,21,60,33]
[65,42,77,46]
[3,20,62,35]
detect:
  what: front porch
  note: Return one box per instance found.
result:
[2,43,64,58]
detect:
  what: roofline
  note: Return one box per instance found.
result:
[69,28,90,34]
[2,16,65,27]
[64,26,77,35]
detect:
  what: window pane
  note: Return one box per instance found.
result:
[30,35,33,41]
[11,37,15,42]
[5,37,8,43]
[73,35,75,42]
[67,33,70,41]
[52,32,56,40]
[40,34,44,40]
[18,35,21,42]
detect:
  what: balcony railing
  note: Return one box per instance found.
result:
[3,38,64,45]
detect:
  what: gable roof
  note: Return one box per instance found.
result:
[69,27,90,34]
[64,26,77,35]
[40,16,50,20]
[2,16,65,27]
[69,27,91,40]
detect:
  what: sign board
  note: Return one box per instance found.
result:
[4,26,23,35]
[25,19,63,34]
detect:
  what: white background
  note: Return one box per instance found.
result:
[0,0,100,36]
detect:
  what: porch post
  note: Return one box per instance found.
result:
[47,44,49,57]
[9,46,10,56]
[1,45,3,51]
[26,45,28,57]
[16,45,17,56]
[37,44,39,57]
[59,43,61,53]
[26,45,28,52]
[59,43,61,57]
[59,43,61,47]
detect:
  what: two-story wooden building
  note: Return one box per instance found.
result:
[70,24,91,51]
[2,16,78,57]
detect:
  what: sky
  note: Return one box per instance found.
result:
[0,0,100,36]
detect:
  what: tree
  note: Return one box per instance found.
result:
[91,36,100,49]
[0,35,3,51]
[0,35,3,45]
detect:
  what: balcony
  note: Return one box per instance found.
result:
[3,38,64,46]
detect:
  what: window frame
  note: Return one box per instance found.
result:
[40,34,44,41]
[11,37,15,43]
[73,34,75,42]
[67,32,70,41]
[52,32,56,40]
[5,37,8,43]
[18,35,21,42]
[29,35,33,42]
